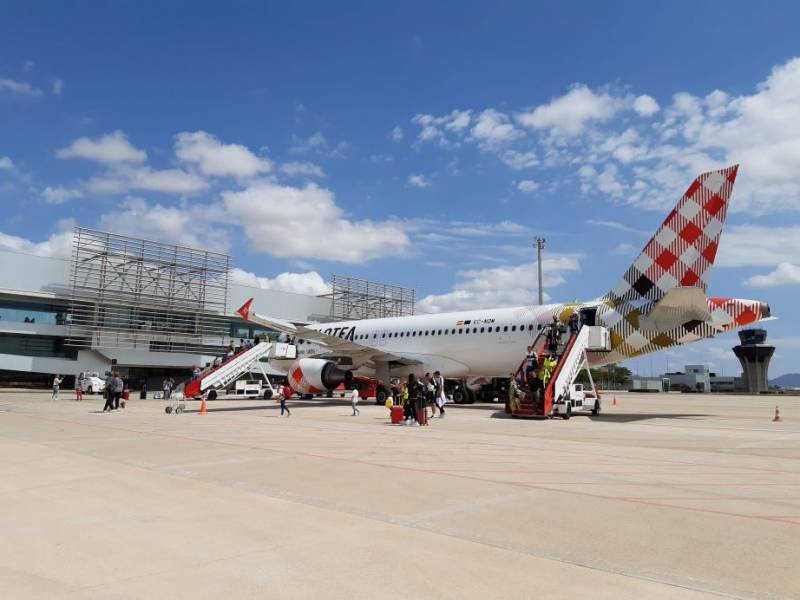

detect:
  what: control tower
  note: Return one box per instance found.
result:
[732,329,775,393]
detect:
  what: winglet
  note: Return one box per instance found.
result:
[236,298,254,321]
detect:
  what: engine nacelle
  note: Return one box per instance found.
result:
[288,358,352,394]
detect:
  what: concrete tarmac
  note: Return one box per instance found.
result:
[0,390,798,599]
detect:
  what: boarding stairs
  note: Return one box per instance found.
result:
[511,324,609,419]
[184,342,296,398]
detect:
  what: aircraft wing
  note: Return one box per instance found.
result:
[235,299,421,366]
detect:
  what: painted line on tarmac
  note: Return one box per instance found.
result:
[11,411,800,529]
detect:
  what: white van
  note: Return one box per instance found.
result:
[78,372,106,394]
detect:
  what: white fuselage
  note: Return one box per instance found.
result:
[296,303,575,379]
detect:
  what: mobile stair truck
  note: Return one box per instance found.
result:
[512,324,610,419]
[182,342,296,404]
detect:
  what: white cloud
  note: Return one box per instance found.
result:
[290,132,347,156]
[517,84,622,137]
[0,78,43,97]
[516,180,539,193]
[633,94,660,117]
[586,219,646,234]
[42,186,83,204]
[125,166,209,195]
[52,79,65,95]
[717,225,800,267]
[612,243,635,255]
[97,198,227,251]
[230,268,331,295]
[84,166,208,196]
[222,181,409,263]
[279,161,325,178]
[57,131,147,164]
[23,60,35,72]
[470,109,521,146]
[501,150,538,170]
[174,130,272,178]
[391,126,404,142]
[411,109,472,145]
[745,263,800,288]
[408,174,430,188]
[0,230,73,259]
[418,256,581,313]
[0,156,13,170]
[579,163,625,197]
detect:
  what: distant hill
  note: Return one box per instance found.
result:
[770,373,800,388]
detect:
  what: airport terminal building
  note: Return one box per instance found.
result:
[0,228,334,387]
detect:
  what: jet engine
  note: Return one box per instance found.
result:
[287,358,353,394]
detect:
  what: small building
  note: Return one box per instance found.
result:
[630,376,668,392]
[663,364,711,393]
[709,374,741,392]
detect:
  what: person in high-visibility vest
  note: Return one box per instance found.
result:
[541,355,557,387]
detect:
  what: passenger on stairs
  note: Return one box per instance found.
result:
[509,374,523,413]
[524,345,539,378]
[541,355,557,387]
[526,369,544,412]
[569,312,580,335]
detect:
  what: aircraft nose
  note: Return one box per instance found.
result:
[760,301,771,318]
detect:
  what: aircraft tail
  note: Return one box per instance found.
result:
[606,165,739,303]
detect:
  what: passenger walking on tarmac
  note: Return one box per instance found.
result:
[280,384,292,417]
[423,372,436,418]
[103,372,115,411]
[408,374,427,426]
[433,370,446,418]
[402,382,415,424]
[51,374,63,401]
[112,372,124,410]
[74,376,83,401]
[350,386,360,416]
[162,377,174,401]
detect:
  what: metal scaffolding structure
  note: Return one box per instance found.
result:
[65,228,232,352]
[326,274,415,321]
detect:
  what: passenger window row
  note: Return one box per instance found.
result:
[353,323,535,341]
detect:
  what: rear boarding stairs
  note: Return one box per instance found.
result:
[183,341,296,400]
[511,321,610,419]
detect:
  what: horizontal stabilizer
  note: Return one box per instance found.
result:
[638,287,711,331]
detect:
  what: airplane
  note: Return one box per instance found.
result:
[236,165,771,396]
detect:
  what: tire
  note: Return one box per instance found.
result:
[591,398,601,416]
[464,389,476,404]
[453,388,466,404]
[207,389,218,401]
[562,403,572,420]
[165,406,173,414]
[175,406,183,414]
[86,386,93,395]
[263,389,273,400]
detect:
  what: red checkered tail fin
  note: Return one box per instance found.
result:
[605,165,738,303]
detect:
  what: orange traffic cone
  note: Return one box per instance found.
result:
[773,405,782,422]
[612,396,618,407]
[199,398,208,415]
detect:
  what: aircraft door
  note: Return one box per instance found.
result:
[579,307,597,328]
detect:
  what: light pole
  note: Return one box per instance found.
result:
[534,237,546,305]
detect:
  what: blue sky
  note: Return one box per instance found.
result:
[2,1,800,376]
